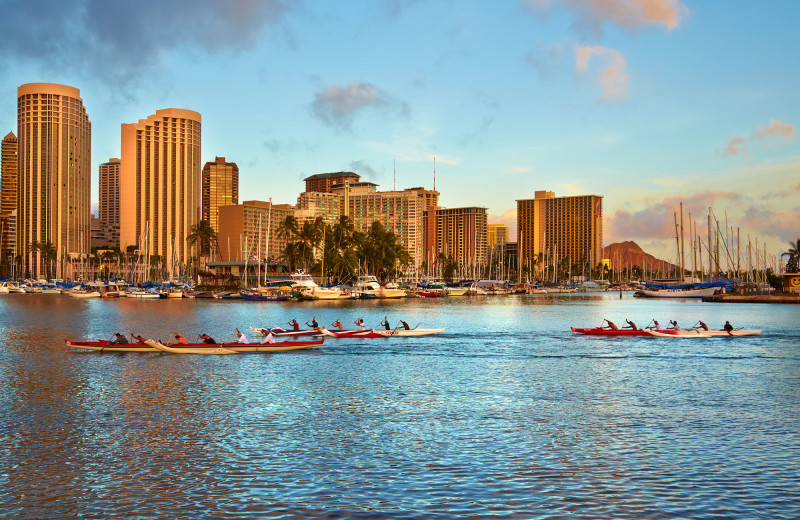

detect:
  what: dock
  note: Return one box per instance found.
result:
[702,293,800,304]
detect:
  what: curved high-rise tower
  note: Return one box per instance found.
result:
[120,108,202,270]
[17,83,91,279]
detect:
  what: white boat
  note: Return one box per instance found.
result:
[126,288,161,299]
[289,271,341,300]
[636,287,719,298]
[380,282,407,298]
[0,282,9,294]
[371,327,446,337]
[445,287,467,296]
[68,287,101,298]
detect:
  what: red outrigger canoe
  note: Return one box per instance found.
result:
[570,327,651,336]
[65,338,325,352]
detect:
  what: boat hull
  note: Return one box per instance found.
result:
[636,287,719,298]
[570,327,650,336]
[66,338,325,352]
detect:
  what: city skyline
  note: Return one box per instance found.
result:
[0,1,797,261]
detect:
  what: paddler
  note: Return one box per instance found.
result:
[398,320,411,330]
[380,316,391,330]
[622,319,638,330]
[653,320,665,331]
[235,328,250,344]
[259,329,276,344]
[306,316,319,330]
[199,333,216,344]
[602,319,619,330]
[693,320,709,331]
[354,318,366,331]
[330,319,345,331]
[667,320,681,330]
[288,319,300,331]
[131,334,148,344]
[110,332,129,345]
[723,321,734,334]
[168,332,189,346]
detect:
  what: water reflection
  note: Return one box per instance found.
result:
[0,294,798,518]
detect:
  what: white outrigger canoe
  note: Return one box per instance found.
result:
[646,329,763,338]
[370,327,446,337]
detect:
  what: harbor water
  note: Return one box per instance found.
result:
[1,293,798,519]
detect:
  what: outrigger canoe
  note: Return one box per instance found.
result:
[645,329,763,337]
[371,327,445,337]
[570,327,650,336]
[65,337,325,353]
[320,329,385,339]
[250,326,321,337]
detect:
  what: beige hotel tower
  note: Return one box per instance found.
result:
[120,109,201,267]
[17,83,91,278]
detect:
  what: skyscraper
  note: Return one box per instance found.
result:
[423,206,488,269]
[98,158,121,248]
[202,156,238,234]
[17,83,91,278]
[517,190,603,276]
[1,132,17,258]
[120,108,201,268]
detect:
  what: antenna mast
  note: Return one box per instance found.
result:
[433,157,436,191]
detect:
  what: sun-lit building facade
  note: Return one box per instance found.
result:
[304,171,360,194]
[517,190,603,273]
[423,206,488,268]
[17,83,91,278]
[120,108,201,267]
[487,224,508,251]
[202,156,238,234]
[217,200,294,262]
[98,158,120,248]
[1,132,18,257]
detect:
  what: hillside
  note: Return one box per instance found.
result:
[603,241,676,273]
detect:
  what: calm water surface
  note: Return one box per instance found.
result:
[1,293,798,519]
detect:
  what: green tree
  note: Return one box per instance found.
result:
[782,238,800,273]
[187,220,217,258]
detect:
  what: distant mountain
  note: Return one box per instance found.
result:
[603,241,676,273]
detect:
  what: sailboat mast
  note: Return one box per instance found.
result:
[680,202,685,281]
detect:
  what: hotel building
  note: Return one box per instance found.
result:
[331,183,438,270]
[304,171,360,194]
[202,156,238,234]
[1,132,17,257]
[295,191,343,226]
[217,200,294,262]
[487,224,508,252]
[423,206,488,268]
[517,190,603,273]
[120,108,202,267]
[98,158,120,248]
[17,83,91,278]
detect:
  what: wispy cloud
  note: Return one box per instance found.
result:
[311,82,409,130]
[574,45,629,102]
[523,0,687,37]
[0,0,291,96]
[742,206,800,243]
[721,119,796,156]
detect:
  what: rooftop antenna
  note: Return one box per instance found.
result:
[433,156,436,192]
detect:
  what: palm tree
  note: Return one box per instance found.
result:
[782,238,800,273]
[27,240,58,280]
[187,220,217,259]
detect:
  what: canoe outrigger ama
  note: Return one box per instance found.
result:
[64,337,325,353]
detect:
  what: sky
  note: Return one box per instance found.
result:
[0,0,798,264]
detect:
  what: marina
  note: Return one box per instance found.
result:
[1,293,798,518]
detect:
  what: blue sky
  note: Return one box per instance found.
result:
[1,0,798,264]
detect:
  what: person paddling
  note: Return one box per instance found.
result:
[667,320,681,331]
[653,320,665,331]
[622,319,638,330]
[330,319,345,331]
[306,316,319,330]
[354,318,366,331]
[380,316,391,330]
[693,320,709,331]
[602,319,619,330]
[398,320,411,330]
[132,334,148,344]
[260,329,276,344]
[723,321,734,334]
[235,328,250,344]
[110,332,129,345]
[168,332,189,346]
[199,333,216,344]
[288,319,300,331]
